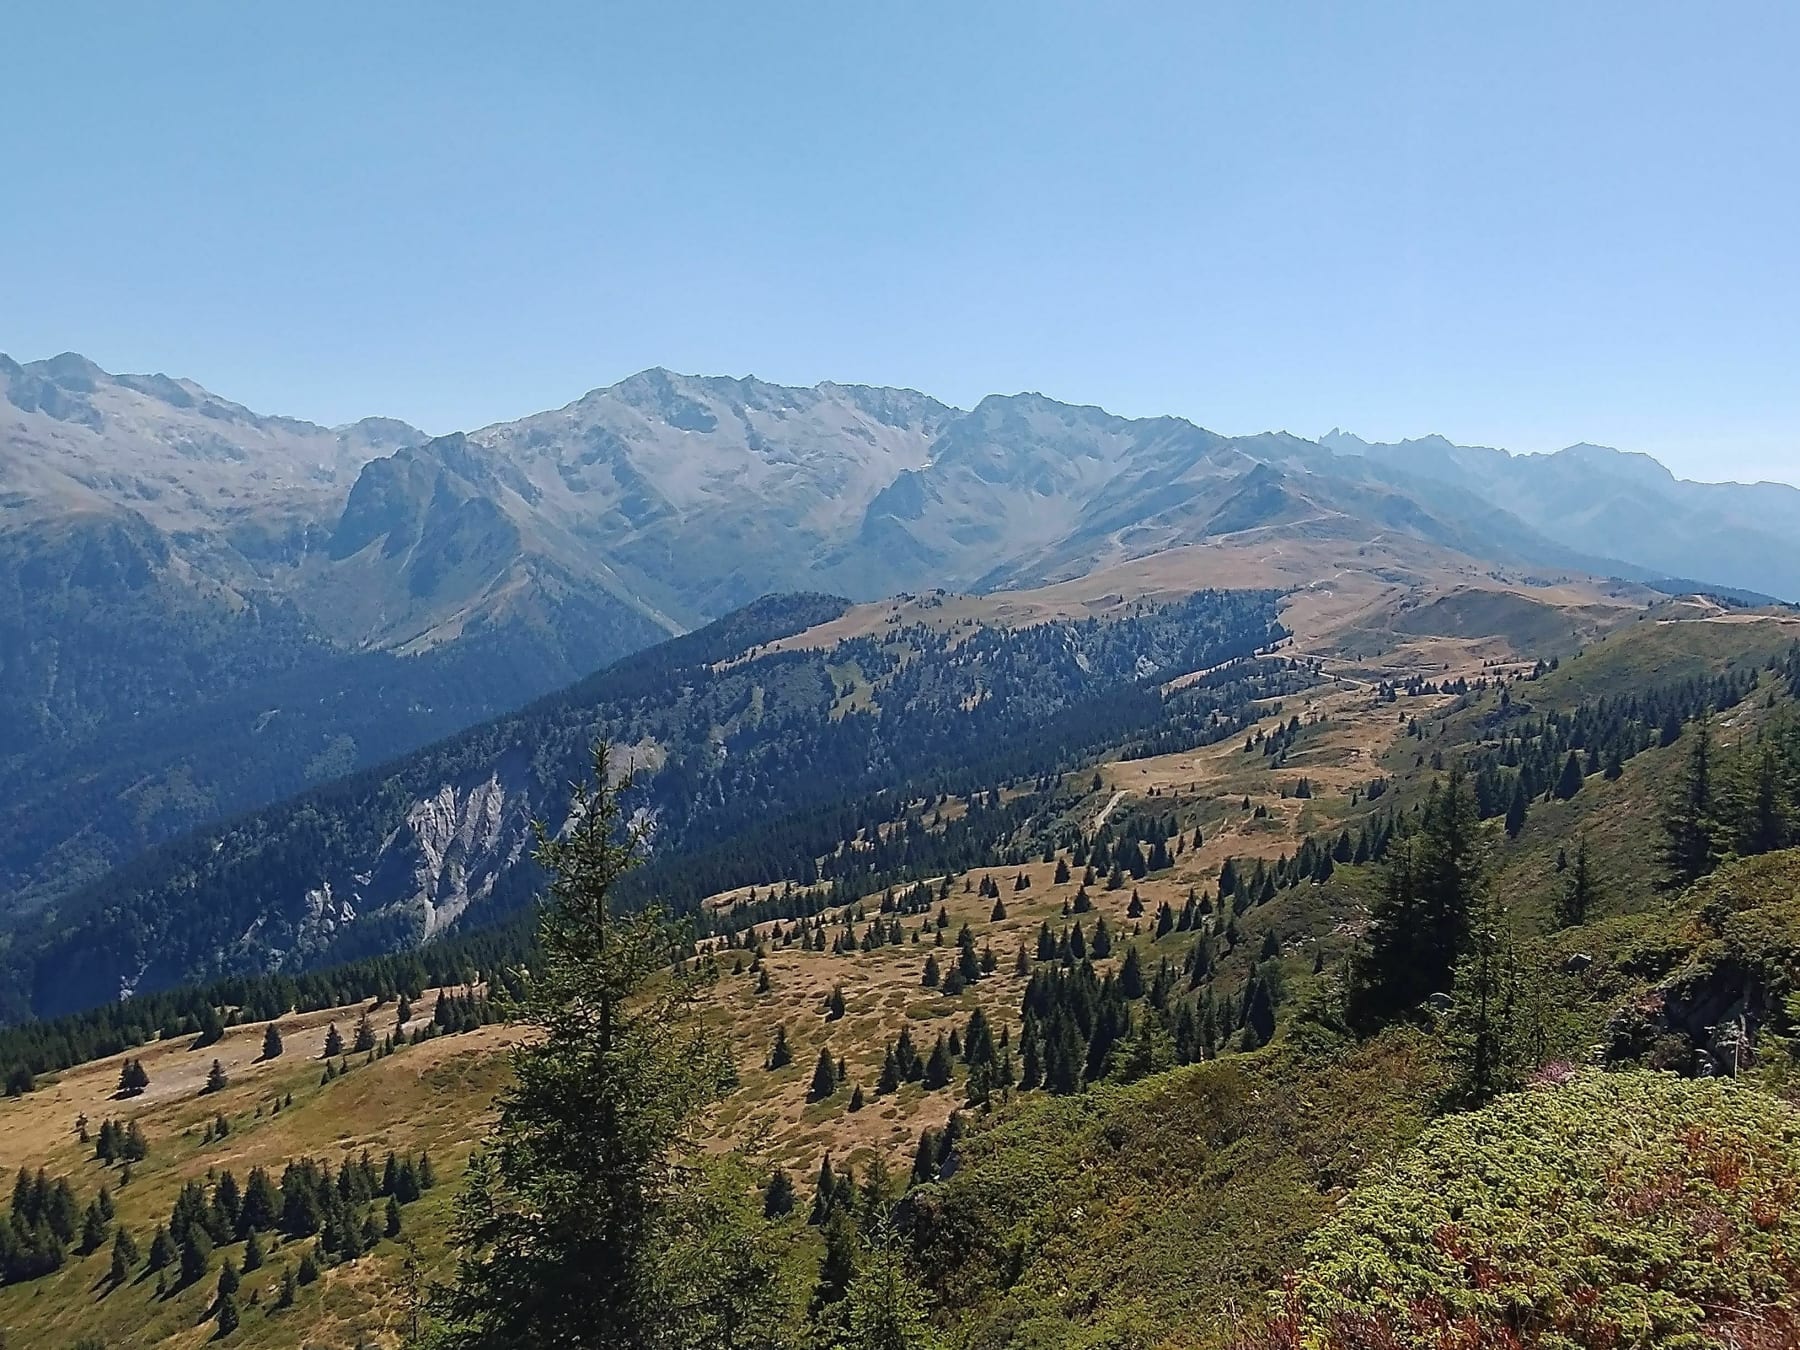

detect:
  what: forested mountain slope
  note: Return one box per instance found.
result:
[6,600,1800,1348]
[0,358,674,919]
[3,586,1290,1020]
[7,352,1776,929]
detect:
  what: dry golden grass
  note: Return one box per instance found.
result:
[0,547,1730,1348]
[741,529,1657,683]
[0,987,511,1350]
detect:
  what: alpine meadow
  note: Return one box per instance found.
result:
[5,7,1800,1350]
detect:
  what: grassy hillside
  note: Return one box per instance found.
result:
[906,1031,1442,1349]
[0,1000,506,1348]
[4,606,1800,1347]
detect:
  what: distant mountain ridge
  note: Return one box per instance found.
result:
[1321,428,1800,602]
[2,351,1790,924]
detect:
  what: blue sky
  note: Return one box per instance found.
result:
[3,3,1796,482]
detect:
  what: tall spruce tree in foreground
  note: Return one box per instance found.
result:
[430,745,734,1350]
[842,1220,942,1350]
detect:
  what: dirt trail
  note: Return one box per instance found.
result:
[1091,789,1127,831]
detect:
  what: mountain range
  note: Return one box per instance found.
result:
[3,351,1793,931]
[1321,429,1800,604]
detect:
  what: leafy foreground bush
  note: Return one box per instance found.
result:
[1241,1071,1800,1350]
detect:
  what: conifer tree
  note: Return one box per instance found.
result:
[430,746,733,1350]
[1439,911,1543,1108]
[1736,743,1789,857]
[1043,1016,1085,1095]
[205,1059,229,1095]
[1019,1020,1042,1090]
[809,1048,840,1101]
[877,1049,900,1095]
[910,1129,938,1186]
[1556,833,1598,928]
[81,1199,108,1253]
[1091,916,1113,959]
[322,1024,344,1059]
[179,1227,212,1286]
[1350,769,1485,1027]
[1662,711,1718,886]
[147,1223,175,1271]
[109,1224,138,1285]
[811,1207,860,1321]
[767,1025,793,1071]
[810,1154,839,1226]
[194,1004,225,1048]
[1240,974,1276,1048]
[895,1025,923,1081]
[117,1058,149,1096]
[843,1220,939,1349]
[1553,751,1585,800]
[261,1023,284,1060]
[1504,780,1528,838]
[956,927,981,985]
[763,1168,796,1219]
[923,1036,952,1090]
[1119,945,1145,1000]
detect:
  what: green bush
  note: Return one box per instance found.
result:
[1251,1071,1800,1349]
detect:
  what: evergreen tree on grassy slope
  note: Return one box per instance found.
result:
[1349,768,1484,1028]
[429,746,736,1350]
[1661,710,1717,887]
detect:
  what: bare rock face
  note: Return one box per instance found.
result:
[378,753,538,937]
[281,751,542,953]
[295,881,360,951]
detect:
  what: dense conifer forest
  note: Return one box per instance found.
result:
[2,588,1289,1020]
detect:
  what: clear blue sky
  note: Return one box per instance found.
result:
[4,3,1796,482]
